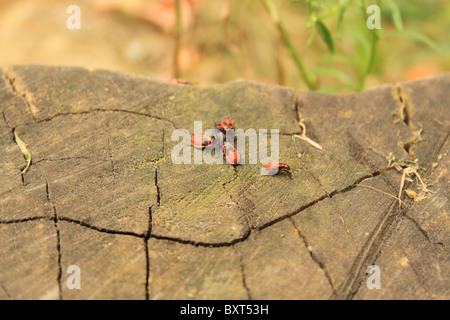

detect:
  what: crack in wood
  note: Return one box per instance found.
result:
[0,216,49,225]
[57,217,144,238]
[45,179,63,300]
[144,238,150,300]
[401,211,447,252]
[223,184,251,230]
[0,167,394,249]
[358,221,435,300]
[155,168,161,207]
[233,245,252,300]
[145,207,153,240]
[145,207,153,300]
[33,156,92,164]
[161,130,165,155]
[3,67,39,119]
[344,219,390,300]
[395,85,415,131]
[394,84,424,162]
[31,108,176,128]
[424,130,449,175]
[1,111,11,128]
[340,200,399,300]
[279,132,302,136]
[399,245,433,298]
[222,166,254,231]
[303,166,354,241]
[289,217,339,299]
[107,137,116,205]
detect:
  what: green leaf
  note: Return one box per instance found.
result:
[307,25,316,46]
[335,0,350,36]
[388,30,442,52]
[351,28,378,90]
[352,30,371,71]
[315,20,335,54]
[336,5,346,35]
[385,0,403,31]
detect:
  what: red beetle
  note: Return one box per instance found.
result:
[223,142,240,165]
[216,118,235,131]
[168,78,190,85]
[264,162,291,172]
[192,135,215,149]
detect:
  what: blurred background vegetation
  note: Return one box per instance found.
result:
[0,0,448,92]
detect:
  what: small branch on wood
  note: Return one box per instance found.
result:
[293,121,323,151]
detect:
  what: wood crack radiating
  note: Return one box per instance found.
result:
[234,246,252,300]
[0,168,394,250]
[289,217,339,299]
[32,109,176,128]
[45,179,63,300]
[341,200,398,300]
[3,67,39,119]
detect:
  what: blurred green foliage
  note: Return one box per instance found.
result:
[260,0,443,92]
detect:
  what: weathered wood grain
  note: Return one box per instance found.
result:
[148,240,248,300]
[59,221,147,300]
[0,220,59,299]
[0,65,448,300]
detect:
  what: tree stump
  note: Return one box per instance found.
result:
[0,65,448,300]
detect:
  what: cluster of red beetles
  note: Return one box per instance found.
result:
[191,118,291,174]
[168,78,290,174]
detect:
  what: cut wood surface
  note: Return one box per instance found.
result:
[0,65,448,300]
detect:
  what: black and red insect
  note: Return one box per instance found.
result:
[264,162,291,174]
[223,141,240,165]
[216,118,235,132]
[192,135,215,149]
